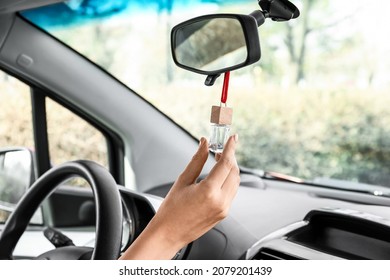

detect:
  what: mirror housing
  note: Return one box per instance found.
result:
[171,13,261,77]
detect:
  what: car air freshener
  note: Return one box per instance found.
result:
[209,105,233,153]
[209,72,232,153]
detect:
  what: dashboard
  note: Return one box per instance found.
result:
[148,173,390,260]
[234,177,390,260]
[246,208,390,259]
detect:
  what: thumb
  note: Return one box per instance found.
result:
[176,137,209,186]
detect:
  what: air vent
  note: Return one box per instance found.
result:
[252,248,302,260]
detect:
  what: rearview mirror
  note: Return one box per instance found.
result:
[171,14,261,76]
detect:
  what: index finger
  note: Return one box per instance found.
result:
[176,137,209,186]
[204,134,238,188]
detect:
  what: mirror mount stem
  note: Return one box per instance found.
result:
[250,10,267,27]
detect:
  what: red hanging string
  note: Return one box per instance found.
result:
[221,71,230,104]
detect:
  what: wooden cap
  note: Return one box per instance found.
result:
[210,105,233,125]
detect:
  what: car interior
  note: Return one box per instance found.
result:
[0,0,390,260]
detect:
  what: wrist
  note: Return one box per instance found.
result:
[119,215,186,260]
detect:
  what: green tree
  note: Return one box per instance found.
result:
[284,0,358,84]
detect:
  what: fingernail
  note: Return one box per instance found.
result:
[233,134,238,143]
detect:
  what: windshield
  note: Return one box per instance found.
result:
[21,0,390,189]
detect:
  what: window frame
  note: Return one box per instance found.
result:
[1,67,125,227]
[34,87,125,185]
[0,67,125,186]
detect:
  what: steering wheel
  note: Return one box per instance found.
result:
[0,160,123,260]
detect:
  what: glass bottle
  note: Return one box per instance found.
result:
[209,105,233,153]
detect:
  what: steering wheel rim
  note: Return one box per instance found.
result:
[0,160,123,260]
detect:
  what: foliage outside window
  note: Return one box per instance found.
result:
[22,0,390,188]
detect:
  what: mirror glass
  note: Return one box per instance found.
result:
[0,150,32,205]
[173,17,248,73]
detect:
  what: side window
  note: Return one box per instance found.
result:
[0,71,35,223]
[45,98,108,169]
[0,69,110,223]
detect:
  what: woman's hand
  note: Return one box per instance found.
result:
[119,135,240,260]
